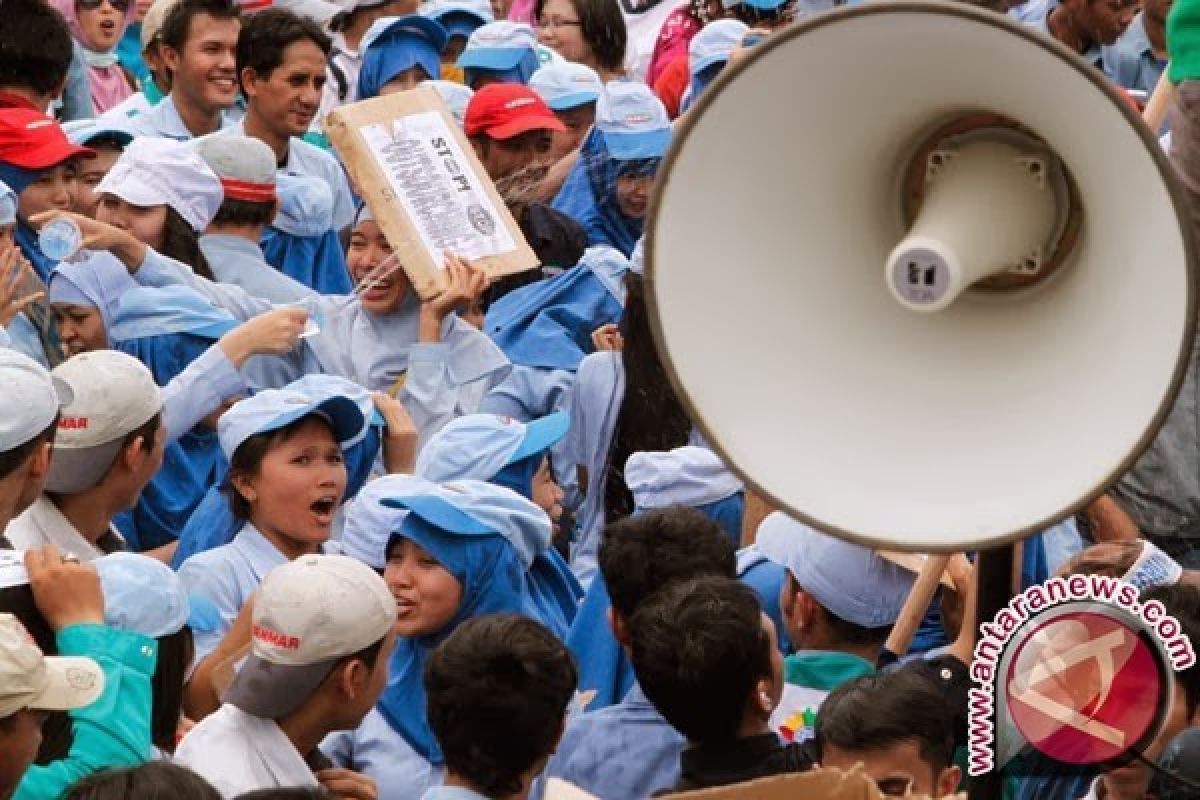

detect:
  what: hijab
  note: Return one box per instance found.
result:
[260,174,353,295]
[47,250,140,334]
[48,0,137,113]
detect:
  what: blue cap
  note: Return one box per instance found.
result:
[457,21,538,71]
[61,118,134,149]
[110,286,238,342]
[361,13,450,54]
[624,446,742,510]
[428,80,475,127]
[423,0,493,39]
[0,180,14,227]
[530,61,602,111]
[382,479,552,568]
[722,0,789,10]
[95,552,221,637]
[286,373,380,448]
[273,174,334,238]
[417,411,569,483]
[217,386,367,461]
[358,14,449,99]
[689,19,749,75]
[754,512,914,628]
[340,474,438,569]
[596,82,672,160]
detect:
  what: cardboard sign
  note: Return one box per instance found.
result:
[326,86,540,300]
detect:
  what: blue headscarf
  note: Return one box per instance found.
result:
[47,251,139,334]
[260,174,352,295]
[551,128,658,257]
[357,15,448,100]
[484,246,628,371]
[169,376,384,568]
[0,162,57,283]
[376,501,538,763]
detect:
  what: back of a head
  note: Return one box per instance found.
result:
[234,790,330,800]
[425,614,577,798]
[630,576,772,743]
[815,667,956,774]
[0,0,74,97]
[599,505,736,621]
[65,761,222,800]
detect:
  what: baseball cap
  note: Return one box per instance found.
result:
[223,554,396,719]
[382,479,552,568]
[530,61,602,111]
[689,19,750,75]
[140,0,183,49]
[110,286,239,342]
[595,82,671,161]
[429,80,476,127]
[217,387,367,461]
[95,552,222,638]
[195,135,277,204]
[0,349,72,453]
[273,174,334,238]
[0,180,14,227]
[44,351,163,495]
[0,110,94,170]
[423,0,493,39]
[721,0,789,10]
[332,0,394,13]
[754,512,914,628]
[0,614,105,718]
[95,138,223,232]
[457,21,538,71]
[340,474,437,569]
[286,374,379,448]
[417,411,570,484]
[62,119,134,149]
[624,445,742,510]
[464,83,565,139]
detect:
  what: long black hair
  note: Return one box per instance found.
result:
[601,273,691,523]
[160,207,215,280]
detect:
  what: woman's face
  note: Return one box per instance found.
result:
[379,65,431,96]
[52,302,106,356]
[615,171,654,218]
[76,0,129,52]
[384,537,464,638]
[347,218,411,314]
[551,104,594,161]
[19,163,78,225]
[74,148,122,219]
[531,455,564,536]
[236,416,348,559]
[96,194,168,251]
[537,0,592,65]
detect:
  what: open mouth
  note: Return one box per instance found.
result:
[360,278,393,302]
[208,75,237,95]
[100,19,117,33]
[310,496,337,523]
[395,597,417,617]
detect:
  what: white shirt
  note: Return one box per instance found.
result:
[175,704,319,799]
[4,495,123,561]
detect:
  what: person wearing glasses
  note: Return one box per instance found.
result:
[48,0,139,114]
[535,0,628,81]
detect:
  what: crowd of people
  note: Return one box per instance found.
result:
[0,0,1198,797]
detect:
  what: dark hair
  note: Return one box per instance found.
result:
[602,274,691,523]
[630,576,771,742]
[152,627,193,754]
[425,614,577,797]
[212,197,277,229]
[0,417,57,482]
[1141,583,1200,717]
[83,134,129,154]
[235,8,331,94]
[816,667,956,773]
[160,0,241,53]
[235,790,330,800]
[725,0,793,27]
[160,207,215,280]
[534,0,626,73]
[599,505,736,621]
[223,415,334,519]
[122,413,163,456]
[66,762,222,800]
[0,0,74,95]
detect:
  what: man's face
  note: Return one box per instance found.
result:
[821,738,959,798]
[476,130,554,182]
[1081,0,1138,46]
[0,709,47,800]
[164,13,241,116]
[243,38,327,139]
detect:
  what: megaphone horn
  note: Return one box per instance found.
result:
[646,0,1197,553]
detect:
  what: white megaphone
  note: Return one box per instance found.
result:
[645,1,1198,552]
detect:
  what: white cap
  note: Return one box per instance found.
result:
[223,554,396,718]
[624,445,742,510]
[217,387,367,462]
[688,19,749,75]
[96,138,223,232]
[428,80,475,127]
[45,351,163,494]
[140,0,182,49]
[0,614,105,718]
[530,61,602,111]
[195,134,277,204]
[0,349,71,453]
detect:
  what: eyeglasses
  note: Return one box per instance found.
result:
[78,0,131,12]
[537,16,582,29]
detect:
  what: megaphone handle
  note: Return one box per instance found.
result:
[1143,69,1175,133]
[968,543,1018,800]
[884,554,952,659]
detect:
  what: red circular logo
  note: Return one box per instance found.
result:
[1006,610,1165,766]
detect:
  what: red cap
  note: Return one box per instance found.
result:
[0,109,94,170]
[464,84,566,140]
